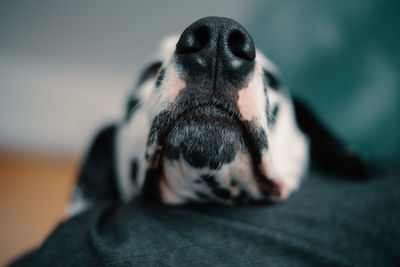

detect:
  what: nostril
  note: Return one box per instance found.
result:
[176,26,210,54]
[228,30,255,61]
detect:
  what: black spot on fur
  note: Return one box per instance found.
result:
[268,104,279,127]
[137,61,162,87]
[260,183,281,199]
[142,145,165,202]
[195,191,208,199]
[195,179,202,184]
[230,179,237,186]
[155,68,166,88]
[147,111,171,147]
[263,69,280,90]
[240,121,268,165]
[233,190,249,204]
[213,188,231,199]
[201,175,219,188]
[142,168,162,202]
[125,98,139,121]
[272,104,279,118]
[130,159,138,184]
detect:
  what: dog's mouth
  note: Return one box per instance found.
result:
[173,100,241,125]
[145,104,279,201]
[147,96,264,170]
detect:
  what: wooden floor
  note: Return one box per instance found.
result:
[0,149,78,265]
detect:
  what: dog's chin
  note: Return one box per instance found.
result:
[163,114,246,170]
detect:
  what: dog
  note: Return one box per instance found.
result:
[69,17,368,215]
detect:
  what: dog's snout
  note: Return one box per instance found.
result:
[176,18,255,61]
[176,16,255,86]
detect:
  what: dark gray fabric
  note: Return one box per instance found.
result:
[10,163,400,267]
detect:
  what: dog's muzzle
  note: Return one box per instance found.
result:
[146,17,263,170]
[143,17,280,203]
[152,17,259,170]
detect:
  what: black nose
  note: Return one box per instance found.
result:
[175,17,255,88]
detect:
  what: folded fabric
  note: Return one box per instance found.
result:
[10,163,400,267]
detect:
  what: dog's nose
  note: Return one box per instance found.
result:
[176,16,255,84]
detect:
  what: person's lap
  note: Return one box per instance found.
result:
[10,162,400,266]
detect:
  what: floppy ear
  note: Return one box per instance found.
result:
[292,97,370,178]
[75,124,120,202]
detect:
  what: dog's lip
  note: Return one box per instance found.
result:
[151,102,245,153]
[171,102,241,122]
[147,103,278,200]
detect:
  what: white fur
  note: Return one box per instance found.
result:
[116,109,149,201]
[267,90,309,198]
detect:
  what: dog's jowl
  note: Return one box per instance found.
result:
[69,17,368,215]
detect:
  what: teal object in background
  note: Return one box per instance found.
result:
[248,0,400,159]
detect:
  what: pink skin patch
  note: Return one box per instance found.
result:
[238,87,258,121]
[163,70,186,103]
[237,77,264,122]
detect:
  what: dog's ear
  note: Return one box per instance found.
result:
[76,124,120,201]
[292,97,371,178]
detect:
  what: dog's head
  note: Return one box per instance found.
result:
[125,17,285,204]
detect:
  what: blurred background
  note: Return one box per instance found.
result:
[0,0,399,264]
